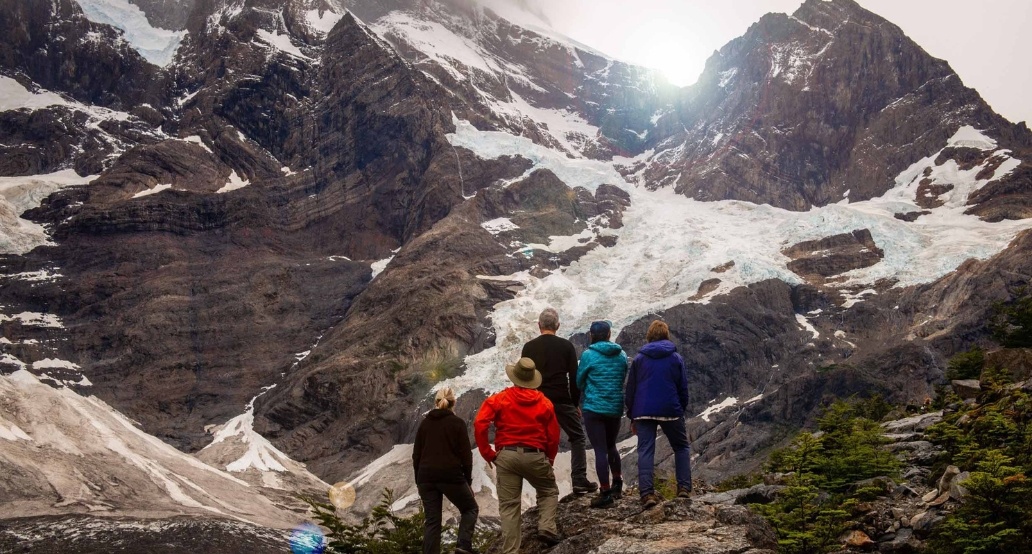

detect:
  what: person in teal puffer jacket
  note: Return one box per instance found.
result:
[576,320,629,508]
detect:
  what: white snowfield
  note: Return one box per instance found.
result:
[439,121,1032,397]
[72,0,186,67]
[0,371,316,528]
[0,168,98,254]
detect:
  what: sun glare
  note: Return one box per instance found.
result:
[622,20,705,87]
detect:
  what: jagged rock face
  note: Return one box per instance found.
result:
[631,0,1032,210]
[0,0,163,108]
[256,171,630,477]
[0,0,475,453]
[784,229,884,283]
[363,0,676,158]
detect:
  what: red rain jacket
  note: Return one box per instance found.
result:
[474,387,560,464]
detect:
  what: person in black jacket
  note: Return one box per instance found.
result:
[413,387,479,554]
[521,307,597,494]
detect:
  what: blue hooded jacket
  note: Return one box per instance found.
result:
[625,340,689,419]
[576,341,628,417]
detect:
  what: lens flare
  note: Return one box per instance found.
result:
[328,481,357,510]
[289,522,326,554]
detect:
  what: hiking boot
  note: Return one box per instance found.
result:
[454,546,480,554]
[640,492,661,509]
[677,487,692,499]
[572,480,599,494]
[590,489,615,509]
[611,478,623,499]
[536,530,562,546]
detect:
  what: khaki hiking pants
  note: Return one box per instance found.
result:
[494,447,559,554]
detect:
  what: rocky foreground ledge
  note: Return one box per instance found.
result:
[491,490,777,554]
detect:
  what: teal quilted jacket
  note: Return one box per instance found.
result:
[577,341,629,417]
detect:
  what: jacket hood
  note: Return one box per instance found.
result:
[640,340,677,359]
[425,408,453,420]
[507,386,545,405]
[589,341,624,357]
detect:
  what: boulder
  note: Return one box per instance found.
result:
[877,527,921,552]
[984,348,1032,383]
[882,412,943,434]
[735,484,785,505]
[842,529,876,550]
[909,510,943,538]
[949,472,971,502]
[937,465,961,494]
[951,380,981,399]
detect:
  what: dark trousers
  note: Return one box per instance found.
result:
[552,402,589,484]
[636,418,692,496]
[417,481,479,554]
[582,410,622,488]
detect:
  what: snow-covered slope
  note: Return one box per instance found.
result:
[0,370,319,529]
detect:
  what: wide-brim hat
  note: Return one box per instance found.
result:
[505,357,542,389]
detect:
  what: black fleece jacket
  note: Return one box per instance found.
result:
[412,408,473,485]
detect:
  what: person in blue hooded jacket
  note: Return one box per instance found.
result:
[625,320,691,508]
[576,320,628,508]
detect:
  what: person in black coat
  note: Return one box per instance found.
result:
[413,386,480,554]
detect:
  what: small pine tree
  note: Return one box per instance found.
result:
[990,293,1032,348]
[946,347,986,381]
[928,451,1032,554]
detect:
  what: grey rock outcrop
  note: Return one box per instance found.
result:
[487,493,777,554]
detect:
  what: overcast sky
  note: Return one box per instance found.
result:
[536,0,1032,125]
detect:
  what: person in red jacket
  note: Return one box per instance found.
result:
[474,357,561,553]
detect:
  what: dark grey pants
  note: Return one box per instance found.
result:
[552,402,589,485]
[417,482,479,554]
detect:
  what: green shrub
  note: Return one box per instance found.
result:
[991,293,1032,348]
[946,347,986,381]
[753,400,901,553]
[926,375,1032,553]
[301,489,497,554]
[716,472,764,492]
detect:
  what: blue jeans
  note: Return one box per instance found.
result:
[635,417,691,496]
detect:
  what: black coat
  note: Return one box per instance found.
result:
[412,408,473,484]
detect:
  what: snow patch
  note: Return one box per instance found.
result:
[132,184,173,198]
[255,29,309,59]
[33,359,82,371]
[0,76,70,111]
[0,312,64,328]
[305,8,345,34]
[795,313,820,339]
[698,397,738,422]
[370,248,401,279]
[0,422,33,442]
[481,217,519,234]
[181,135,213,154]
[72,0,186,66]
[216,171,250,194]
[203,386,291,473]
[947,126,996,150]
[0,169,97,254]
